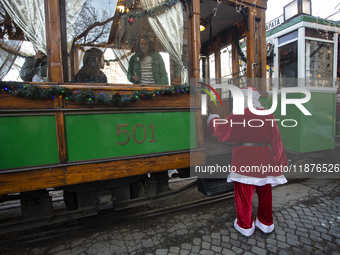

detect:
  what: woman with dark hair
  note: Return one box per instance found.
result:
[127,36,168,85]
[74,48,107,83]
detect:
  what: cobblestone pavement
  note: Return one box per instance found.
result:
[3,178,340,255]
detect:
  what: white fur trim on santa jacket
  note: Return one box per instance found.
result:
[207,114,220,125]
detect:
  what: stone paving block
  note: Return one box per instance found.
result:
[296,230,308,238]
[181,243,192,250]
[231,246,244,254]
[266,243,277,253]
[286,233,299,240]
[283,228,295,235]
[329,230,340,239]
[280,222,288,228]
[228,227,237,233]
[221,242,231,249]
[308,229,320,237]
[283,214,292,220]
[230,233,238,240]
[169,247,180,254]
[220,229,229,235]
[191,245,200,253]
[310,235,323,242]
[303,223,314,230]
[278,249,290,255]
[201,242,210,250]
[241,243,251,251]
[277,241,290,249]
[308,216,318,222]
[326,241,338,250]
[275,229,285,236]
[225,222,233,227]
[276,234,286,242]
[180,250,191,255]
[247,238,256,246]
[295,221,305,228]
[211,245,222,253]
[202,236,211,242]
[199,250,214,255]
[256,241,265,249]
[222,235,230,243]
[277,217,285,222]
[212,238,221,246]
[238,236,248,243]
[311,221,321,226]
[251,246,267,255]
[244,252,255,255]
[304,211,314,216]
[222,248,236,255]
[299,214,309,220]
[156,249,168,255]
[321,233,333,241]
[287,237,300,247]
[265,238,277,246]
[211,233,221,240]
[193,238,201,246]
[230,239,241,247]
[169,253,178,255]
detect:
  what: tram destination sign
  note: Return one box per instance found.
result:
[266,15,284,32]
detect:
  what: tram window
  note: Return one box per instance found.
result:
[305,28,334,41]
[278,41,298,87]
[209,54,215,80]
[0,2,48,82]
[278,30,298,45]
[220,45,232,78]
[220,45,232,98]
[305,40,333,87]
[67,0,188,85]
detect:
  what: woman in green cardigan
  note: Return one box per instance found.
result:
[127,36,168,85]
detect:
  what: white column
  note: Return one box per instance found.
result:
[298,27,305,86]
[274,37,279,88]
[333,33,338,88]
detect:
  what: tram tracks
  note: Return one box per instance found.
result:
[0,188,235,251]
[0,177,308,251]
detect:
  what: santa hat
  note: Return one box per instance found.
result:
[241,87,261,101]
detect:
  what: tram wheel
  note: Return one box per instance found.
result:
[79,208,130,228]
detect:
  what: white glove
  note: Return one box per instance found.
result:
[207,113,220,125]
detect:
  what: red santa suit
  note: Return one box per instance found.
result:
[208,87,287,237]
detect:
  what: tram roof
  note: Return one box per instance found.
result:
[266,14,340,37]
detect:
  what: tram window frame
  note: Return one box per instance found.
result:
[278,41,298,87]
[220,44,233,99]
[305,28,334,41]
[278,30,298,45]
[65,1,188,86]
[305,39,334,87]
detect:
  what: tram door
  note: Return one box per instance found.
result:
[197,0,268,196]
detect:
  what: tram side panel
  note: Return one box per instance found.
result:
[262,91,336,157]
[0,90,204,196]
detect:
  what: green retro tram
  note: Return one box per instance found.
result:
[0,0,267,230]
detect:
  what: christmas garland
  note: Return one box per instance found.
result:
[0,82,190,106]
[128,0,179,22]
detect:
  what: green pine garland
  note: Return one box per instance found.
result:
[0,82,191,106]
[128,0,179,21]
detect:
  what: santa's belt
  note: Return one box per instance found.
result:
[235,143,269,147]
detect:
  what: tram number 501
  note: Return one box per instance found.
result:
[116,123,157,145]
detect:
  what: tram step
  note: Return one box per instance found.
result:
[197,178,233,197]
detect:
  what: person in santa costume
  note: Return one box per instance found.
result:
[207,87,288,238]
